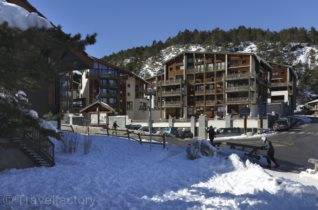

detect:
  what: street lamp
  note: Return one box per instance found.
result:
[147,87,155,149]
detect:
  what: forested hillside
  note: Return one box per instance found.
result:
[102,26,318,100]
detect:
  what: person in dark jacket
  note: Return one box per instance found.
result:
[112,121,119,135]
[206,126,216,145]
[261,136,279,168]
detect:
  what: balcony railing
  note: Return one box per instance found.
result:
[206,78,214,83]
[226,97,250,104]
[271,82,290,87]
[87,69,118,78]
[163,79,182,86]
[162,90,181,96]
[215,76,225,82]
[226,73,252,80]
[194,90,205,95]
[226,85,250,92]
[206,89,215,95]
[196,100,215,106]
[228,64,250,69]
[163,101,182,107]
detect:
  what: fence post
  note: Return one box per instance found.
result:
[138,133,142,144]
[127,129,130,140]
[106,126,109,136]
[163,134,166,149]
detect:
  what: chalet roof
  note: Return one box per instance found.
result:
[307,99,318,105]
[90,57,149,84]
[80,101,115,113]
[163,51,272,70]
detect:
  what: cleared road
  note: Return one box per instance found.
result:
[225,123,318,172]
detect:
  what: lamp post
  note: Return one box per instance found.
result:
[147,87,155,149]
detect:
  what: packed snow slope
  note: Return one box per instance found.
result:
[0,0,52,30]
[0,133,317,210]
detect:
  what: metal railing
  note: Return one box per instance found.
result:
[226,85,250,92]
[226,73,252,80]
[226,97,250,103]
[65,126,167,149]
[163,79,182,86]
[162,90,181,96]
[23,129,55,166]
[196,100,215,106]
[163,101,182,107]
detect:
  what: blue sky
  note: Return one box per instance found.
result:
[29,0,318,58]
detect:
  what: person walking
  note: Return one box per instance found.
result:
[206,126,216,145]
[261,136,279,169]
[112,121,119,135]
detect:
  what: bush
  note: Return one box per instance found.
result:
[62,133,79,154]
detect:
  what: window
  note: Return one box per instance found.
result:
[109,79,117,86]
[127,92,130,97]
[109,90,116,95]
[127,101,133,110]
[101,79,108,86]
[127,83,130,88]
[109,98,116,104]
[100,89,107,94]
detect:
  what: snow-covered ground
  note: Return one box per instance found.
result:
[0,133,317,210]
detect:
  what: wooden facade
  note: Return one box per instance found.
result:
[149,52,272,119]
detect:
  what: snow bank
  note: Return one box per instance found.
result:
[0,0,52,30]
[0,133,317,209]
[214,132,276,141]
[40,120,58,132]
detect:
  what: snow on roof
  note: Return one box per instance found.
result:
[0,0,52,30]
[72,70,83,75]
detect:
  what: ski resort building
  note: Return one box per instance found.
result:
[267,63,297,116]
[59,56,149,118]
[148,52,272,120]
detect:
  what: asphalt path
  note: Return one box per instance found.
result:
[223,123,318,172]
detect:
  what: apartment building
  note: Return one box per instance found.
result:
[59,57,148,117]
[268,63,297,115]
[149,52,272,119]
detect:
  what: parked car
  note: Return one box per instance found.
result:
[273,118,290,131]
[126,124,142,131]
[216,127,243,137]
[163,127,193,139]
[137,126,161,135]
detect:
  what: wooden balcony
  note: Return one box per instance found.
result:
[226,85,250,92]
[163,101,182,107]
[163,79,182,86]
[196,100,215,106]
[206,89,215,95]
[226,97,250,104]
[227,64,250,69]
[271,82,293,88]
[162,90,181,97]
[226,73,252,81]
[194,90,205,95]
